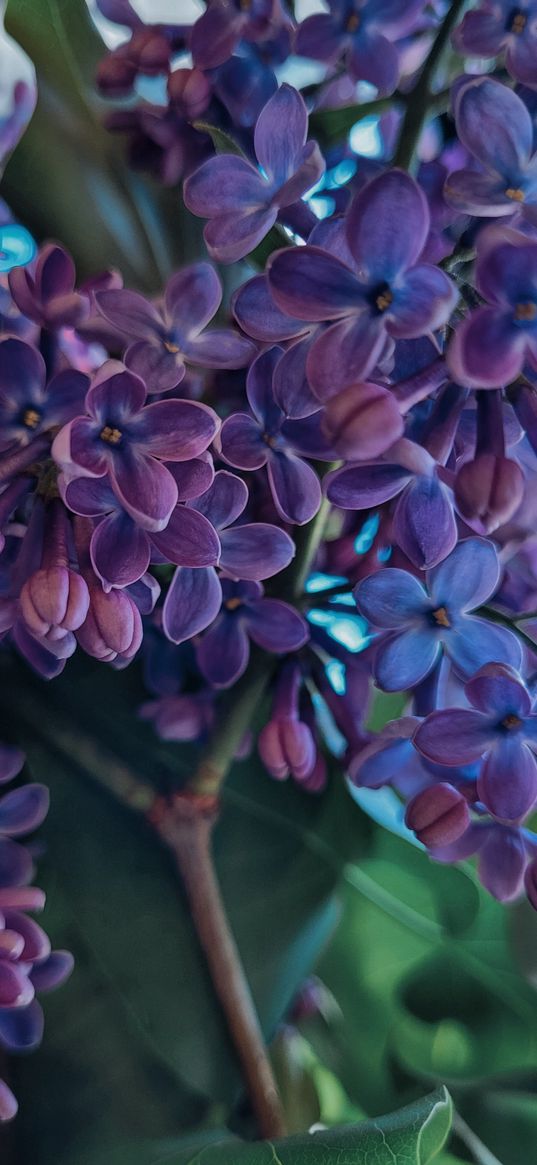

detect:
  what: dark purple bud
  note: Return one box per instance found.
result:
[321,382,403,460]
[405,783,470,848]
[455,453,525,534]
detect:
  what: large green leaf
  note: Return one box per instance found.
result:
[2,0,199,287]
[0,655,370,1164]
[167,1087,452,1164]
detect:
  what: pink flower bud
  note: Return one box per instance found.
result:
[20,567,90,638]
[405,783,470,848]
[76,587,142,663]
[322,382,403,460]
[168,68,211,119]
[455,453,524,534]
[258,717,316,782]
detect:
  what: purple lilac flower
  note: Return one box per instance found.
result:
[445,78,537,225]
[189,0,291,71]
[353,538,522,691]
[267,170,458,399]
[449,226,537,387]
[414,663,537,822]
[196,578,308,688]
[183,85,325,263]
[95,263,255,393]
[432,820,531,903]
[453,1,537,89]
[218,347,323,525]
[295,0,425,96]
[0,336,88,450]
[9,244,89,329]
[53,361,220,532]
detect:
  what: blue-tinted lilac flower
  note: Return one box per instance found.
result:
[219,348,322,525]
[268,170,458,399]
[190,0,291,71]
[95,263,255,393]
[295,0,425,96]
[9,243,88,329]
[354,538,522,691]
[183,85,325,263]
[53,361,219,533]
[449,227,537,387]
[415,663,537,822]
[445,78,537,225]
[453,1,537,89]
[196,578,308,688]
[0,336,88,450]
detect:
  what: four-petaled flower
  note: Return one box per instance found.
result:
[196,578,309,688]
[453,1,537,88]
[295,0,425,96]
[0,337,88,450]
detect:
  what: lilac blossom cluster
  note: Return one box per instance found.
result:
[5,0,537,980]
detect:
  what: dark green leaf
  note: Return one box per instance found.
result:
[193,121,246,158]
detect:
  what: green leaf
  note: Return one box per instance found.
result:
[166,1087,452,1164]
[3,0,200,288]
[1,655,370,1163]
[309,98,396,147]
[193,121,246,158]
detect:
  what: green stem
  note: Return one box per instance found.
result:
[393,0,466,171]
[452,1113,505,1165]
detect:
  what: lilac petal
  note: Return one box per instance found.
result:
[254,84,307,186]
[184,154,264,217]
[111,450,178,532]
[0,338,44,408]
[62,474,116,516]
[389,264,458,338]
[12,623,67,680]
[0,785,49,837]
[478,828,526,902]
[94,288,163,340]
[169,456,214,503]
[0,962,33,1007]
[294,14,344,63]
[393,476,457,570]
[345,170,429,280]
[162,565,222,643]
[306,315,386,399]
[455,77,533,177]
[452,8,504,56]
[0,886,45,911]
[354,568,428,627]
[87,363,146,424]
[125,340,183,394]
[197,615,250,687]
[219,523,294,580]
[476,232,537,306]
[506,29,537,86]
[4,911,50,962]
[127,573,159,616]
[150,505,220,568]
[428,537,500,611]
[134,399,218,460]
[232,275,308,342]
[272,337,319,418]
[465,664,532,718]
[0,1079,17,1122]
[448,307,524,389]
[267,450,321,524]
[203,207,277,264]
[190,4,241,70]
[325,462,410,509]
[444,169,519,217]
[219,413,267,470]
[268,246,362,321]
[0,838,33,888]
[246,598,308,653]
[45,370,90,427]
[193,470,247,529]
[66,417,107,477]
[479,739,537,822]
[0,746,24,785]
[349,29,400,95]
[414,709,493,765]
[0,1000,44,1051]
[246,346,283,427]
[183,328,255,369]
[448,615,523,677]
[374,629,440,691]
[30,950,74,992]
[165,263,222,335]
[91,512,150,589]
[276,141,325,207]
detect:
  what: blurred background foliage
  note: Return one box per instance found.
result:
[0,1,537,1162]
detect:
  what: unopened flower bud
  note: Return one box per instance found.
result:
[405,782,470,848]
[322,382,403,460]
[76,587,142,663]
[20,566,90,638]
[168,68,211,119]
[258,717,316,782]
[455,453,524,533]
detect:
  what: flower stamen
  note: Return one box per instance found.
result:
[505,187,525,202]
[514,301,537,321]
[22,408,41,430]
[100,425,123,445]
[432,606,451,628]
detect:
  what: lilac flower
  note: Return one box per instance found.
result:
[415,663,537,823]
[219,347,322,525]
[95,263,255,393]
[183,85,325,263]
[453,1,537,89]
[190,0,291,71]
[445,78,537,225]
[353,538,522,691]
[0,336,88,450]
[53,361,220,532]
[9,244,88,329]
[432,820,530,903]
[267,170,458,399]
[449,227,537,387]
[196,578,308,688]
[295,0,425,96]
